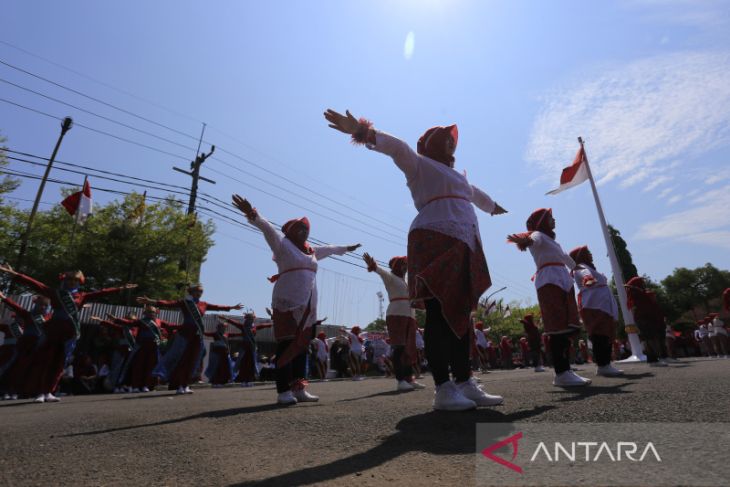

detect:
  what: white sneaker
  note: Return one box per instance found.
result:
[34,394,45,403]
[534,365,546,372]
[410,381,426,390]
[596,364,624,377]
[131,388,141,393]
[141,387,150,393]
[113,387,123,394]
[277,391,298,405]
[397,380,415,392]
[44,393,60,402]
[2,394,9,400]
[649,361,668,367]
[176,387,186,395]
[456,377,504,406]
[184,386,193,394]
[432,381,477,411]
[293,388,319,402]
[9,394,17,400]
[553,370,591,387]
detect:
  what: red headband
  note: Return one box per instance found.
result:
[59,271,85,285]
[282,217,310,236]
[569,245,589,263]
[388,256,407,270]
[417,124,458,166]
[351,326,361,334]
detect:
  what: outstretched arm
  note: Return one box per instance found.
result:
[0,265,52,297]
[471,185,507,216]
[220,316,244,331]
[0,292,34,326]
[232,195,283,253]
[324,109,419,178]
[315,243,361,261]
[83,284,138,304]
[206,303,244,312]
[136,296,181,309]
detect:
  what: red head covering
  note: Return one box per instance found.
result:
[475,321,484,331]
[709,312,719,318]
[696,319,706,326]
[388,256,407,270]
[417,124,458,166]
[519,314,536,328]
[569,245,591,265]
[281,217,313,254]
[351,326,361,335]
[511,208,555,251]
[60,270,85,285]
[317,332,326,340]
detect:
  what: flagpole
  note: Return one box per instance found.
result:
[67,175,87,256]
[578,137,645,362]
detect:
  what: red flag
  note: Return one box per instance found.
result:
[61,180,92,222]
[546,146,589,195]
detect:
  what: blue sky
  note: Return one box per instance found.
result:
[2,1,729,325]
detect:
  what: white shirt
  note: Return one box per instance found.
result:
[665,325,675,339]
[374,267,415,318]
[697,325,709,338]
[251,213,348,329]
[415,329,425,350]
[528,231,575,292]
[712,318,727,336]
[368,132,496,251]
[315,338,328,361]
[572,264,619,319]
[348,332,363,354]
[474,328,488,348]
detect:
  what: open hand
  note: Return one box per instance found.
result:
[124,283,138,290]
[347,243,362,252]
[362,253,377,272]
[232,194,256,219]
[0,264,17,275]
[324,109,360,135]
[491,204,508,216]
[136,296,154,305]
[90,315,102,322]
[507,234,532,248]
[232,303,244,310]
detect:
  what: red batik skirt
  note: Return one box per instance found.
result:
[408,229,491,339]
[386,315,418,363]
[536,284,581,335]
[580,308,616,339]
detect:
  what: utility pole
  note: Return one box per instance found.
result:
[174,124,215,281]
[15,116,73,272]
[376,291,384,320]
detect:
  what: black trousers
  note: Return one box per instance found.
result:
[550,332,577,374]
[391,345,413,382]
[275,339,307,393]
[590,335,612,367]
[424,299,470,385]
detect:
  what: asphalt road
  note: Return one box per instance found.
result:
[1,358,728,486]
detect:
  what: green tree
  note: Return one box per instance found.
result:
[365,318,386,332]
[1,190,215,303]
[608,224,638,280]
[661,264,730,321]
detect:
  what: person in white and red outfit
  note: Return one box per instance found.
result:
[708,313,727,358]
[231,195,360,405]
[137,284,242,395]
[325,109,505,411]
[312,332,329,380]
[0,266,137,403]
[344,326,365,381]
[363,253,425,392]
[473,321,490,373]
[508,208,591,387]
[569,245,624,377]
[624,276,667,365]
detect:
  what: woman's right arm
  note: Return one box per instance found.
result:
[232,195,282,253]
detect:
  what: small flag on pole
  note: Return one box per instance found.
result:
[546,146,589,195]
[503,305,511,318]
[61,179,92,222]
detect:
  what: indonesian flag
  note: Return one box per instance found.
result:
[546,146,589,195]
[61,180,92,222]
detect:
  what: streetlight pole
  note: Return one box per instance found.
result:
[16,116,73,272]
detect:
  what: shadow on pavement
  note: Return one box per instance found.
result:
[335,390,403,403]
[60,402,316,437]
[548,383,633,403]
[229,405,555,487]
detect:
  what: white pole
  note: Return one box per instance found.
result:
[579,137,645,362]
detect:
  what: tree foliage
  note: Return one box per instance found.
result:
[1,190,215,303]
[608,224,638,281]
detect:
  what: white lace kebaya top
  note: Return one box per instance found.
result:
[572,264,619,319]
[367,131,497,251]
[528,231,576,292]
[374,267,415,319]
[250,213,349,324]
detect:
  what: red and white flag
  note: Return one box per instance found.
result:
[61,180,92,222]
[546,146,588,195]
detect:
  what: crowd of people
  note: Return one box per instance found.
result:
[1,110,729,412]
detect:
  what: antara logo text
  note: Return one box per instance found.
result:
[481,432,662,474]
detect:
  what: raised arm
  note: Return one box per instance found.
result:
[231,195,283,253]
[136,296,182,309]
[0,265,52,297]
[220,316,244,331]
[82,284,137,304]
[324,109,420,178]
[0,292,34,326]
[206,302,244,312]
